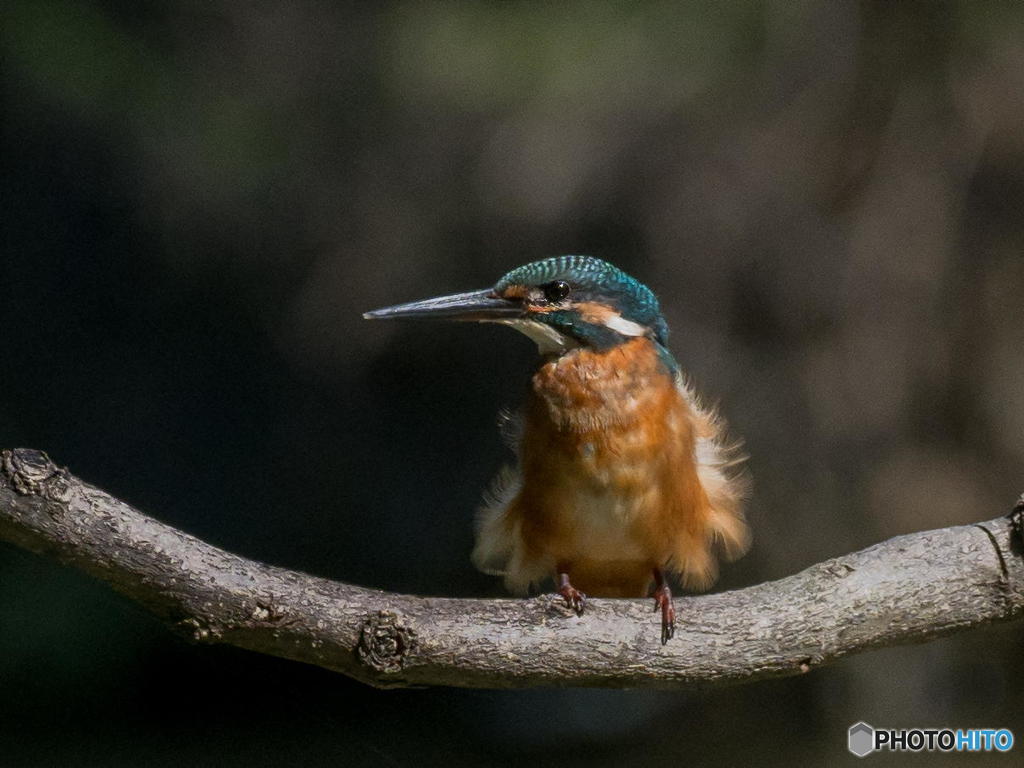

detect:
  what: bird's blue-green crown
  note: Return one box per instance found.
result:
[495,255,669,345]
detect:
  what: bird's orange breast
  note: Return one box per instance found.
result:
[507,337,713,596]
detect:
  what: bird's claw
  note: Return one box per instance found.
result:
[652,586,676,645]
[557,584,586,616]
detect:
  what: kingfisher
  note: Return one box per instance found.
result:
[364,255,749,644]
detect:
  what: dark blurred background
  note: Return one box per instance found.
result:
[2,1,1023,765]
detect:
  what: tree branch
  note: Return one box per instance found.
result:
[1,448,1022,689]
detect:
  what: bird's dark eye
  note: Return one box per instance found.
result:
[543,280,571,303]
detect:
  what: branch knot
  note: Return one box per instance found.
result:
[358,610,416,673]
[1010,494,1024,547]
[1,449,71,503]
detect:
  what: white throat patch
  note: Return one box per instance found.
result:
[490,319,578,355]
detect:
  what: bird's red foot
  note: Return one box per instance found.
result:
[556,573,586,616]
[652,584,676,645]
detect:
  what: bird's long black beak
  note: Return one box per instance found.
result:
[363,289,522,322]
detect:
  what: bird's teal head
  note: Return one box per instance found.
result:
[364,255,673,363]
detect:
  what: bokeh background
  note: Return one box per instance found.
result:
[3,1,1023,765]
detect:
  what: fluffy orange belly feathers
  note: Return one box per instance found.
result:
[474,337,749,599]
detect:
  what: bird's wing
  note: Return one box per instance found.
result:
[470,408,524,578]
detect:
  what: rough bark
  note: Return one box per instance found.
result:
[1,448,1022,690]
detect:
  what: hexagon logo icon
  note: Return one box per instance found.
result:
[848,722,875,757]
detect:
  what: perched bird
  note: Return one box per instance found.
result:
[364,255,749,643]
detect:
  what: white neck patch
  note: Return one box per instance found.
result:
[601,313,647,337]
